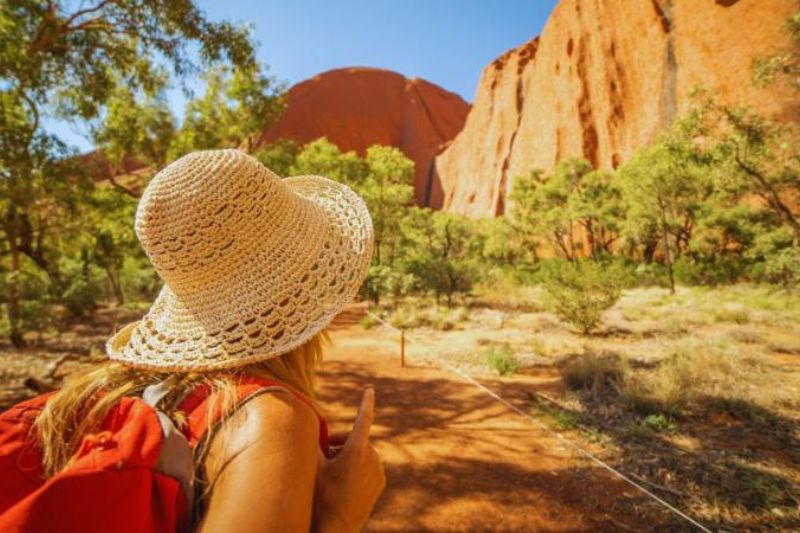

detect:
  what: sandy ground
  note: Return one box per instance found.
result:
[318,322,683,532]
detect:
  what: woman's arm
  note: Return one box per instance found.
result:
[198,391,320,533]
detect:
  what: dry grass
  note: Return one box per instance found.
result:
[620,338,750,417]
[560,353,627,397]
[401,284,799,422]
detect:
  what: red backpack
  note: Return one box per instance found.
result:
[0,375,329,533]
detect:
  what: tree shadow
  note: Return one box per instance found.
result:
[486,375,800,531]
[316,360,685,531]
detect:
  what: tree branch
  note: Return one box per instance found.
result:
[107,174,140,198]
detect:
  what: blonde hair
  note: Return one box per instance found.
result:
[34,330,328,479]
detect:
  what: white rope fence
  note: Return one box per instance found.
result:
[365,310,712,532]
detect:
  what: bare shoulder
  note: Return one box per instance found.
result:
[197,391,321,531]
[203,389,320,484]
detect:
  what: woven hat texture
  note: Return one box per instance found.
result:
[107,149,373,371]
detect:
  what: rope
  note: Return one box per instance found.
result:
[365,310,712,532]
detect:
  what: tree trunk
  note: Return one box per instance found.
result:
[4,209,26,348]
[659,201,676,295]
[105,267,125,305]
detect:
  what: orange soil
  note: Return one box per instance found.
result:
[317,324,682,532]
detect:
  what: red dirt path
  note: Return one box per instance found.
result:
[317,324,683,532]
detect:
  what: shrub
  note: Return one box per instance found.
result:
[713,306,751,324]
[560,353,627,396]
[633,262,670,287]
[474,270,543,312]
[120,255,161,302]
[60,276,99,318]
[621,339,740,417]
[359,314,380,330]
[673,256,744,286]
[762,247,800,290]
[484,345,521,376]
[640,413,676,432]
[386,304,469,331]
[541,260,626,334]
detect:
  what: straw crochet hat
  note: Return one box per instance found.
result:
[107,149,373,371]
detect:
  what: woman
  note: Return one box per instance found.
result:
[8,150,384,532]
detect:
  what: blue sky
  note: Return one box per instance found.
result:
[50,0,558,151]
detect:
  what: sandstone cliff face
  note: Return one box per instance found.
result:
[435,0,799,217]
[257,67,470,206]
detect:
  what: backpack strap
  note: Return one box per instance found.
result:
[141,377,195,522]
[174,375,329,526]
[176,374,329,452]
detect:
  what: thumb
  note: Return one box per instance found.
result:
[345,387,375,448]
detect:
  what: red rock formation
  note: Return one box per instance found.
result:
[257,67,470,206]
[435,0,799,217]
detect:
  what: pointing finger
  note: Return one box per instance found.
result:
[347,387,375,447]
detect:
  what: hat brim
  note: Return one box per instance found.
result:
[107,175,373,372]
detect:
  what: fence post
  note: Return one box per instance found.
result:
[400,329,405,368]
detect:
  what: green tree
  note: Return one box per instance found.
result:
[253,139,300,177]
[481,216,538,268]
[508,159,621,261]
[403,209,483,306]
[509,164,578,261]
[91,83,176,196]
[168,65,284,159]
[290,137,368,187]
[618,116,712,294]
[541,260,626,334]
[361,146,415,268]
[1,0,258,345]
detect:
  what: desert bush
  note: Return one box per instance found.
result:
[484,345,521,376]
[761,247,800,290]
[359,314,380,330]
[386,304,469,331]
[640,413,676,432]
[541,260,626,334]
[16,269,59,338]
[560,353,627,396]
[673,256,744,286]
[60,277,99,318]
[621,339,741,417]
[712,306,751,324]
[120,255,161,303]
[633,262,670,287]
[473,269,543,312]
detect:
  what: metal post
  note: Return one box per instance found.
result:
[400,330,405,368]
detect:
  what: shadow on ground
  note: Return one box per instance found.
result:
[486,372,800,531]
[317,359,685,532]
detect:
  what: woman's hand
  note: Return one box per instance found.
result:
[314,388,386,533]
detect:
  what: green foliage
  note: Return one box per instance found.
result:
[509,159,622,260]
[360,145,415,273]
[484,345,521,376]
[92,84,176,171]
[403,209,484,305]
[0,0,261,343]
[168,66,284,159]
[761,247,800,289]
[290,138,368,187]
[640,414,676,433]
[385,304,468,331]
[752,11,800,91]
[542,260,626,334]
[252,139,300,177]
[480,217,538,267]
